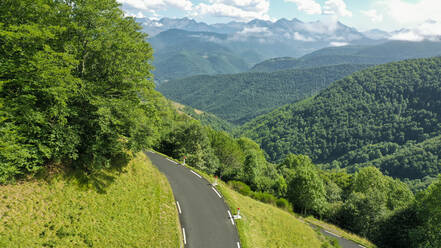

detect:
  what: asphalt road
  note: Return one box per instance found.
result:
[317,228,366,248]
[146,151,240,248]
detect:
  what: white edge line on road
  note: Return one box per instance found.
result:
[176,201,182,214]
[190,170,202,178]
[358,245,366,248]
[182,227,187,245]
[227,210,235,225]
[237,242,241,248]
[212,187,222,198]
[324,230,342,238]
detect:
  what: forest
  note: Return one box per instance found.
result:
[158,64,369,124]
[241,57,441,188]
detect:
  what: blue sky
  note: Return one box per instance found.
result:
[117,0,441,32]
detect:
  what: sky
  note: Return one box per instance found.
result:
[117,0,441,32]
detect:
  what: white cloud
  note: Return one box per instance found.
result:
[194,0,271,21]
[285,0,322,15]
[293,32,316,41]
[330,41,348,46]
[117,0,193,11]
[229,26,273,41]
[390,20,441,41]
[298,16,339,34]
[361,9,383,23]
[323,0,352,17]
[381,0,441,27]
[125,11,146,18]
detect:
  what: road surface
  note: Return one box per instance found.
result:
[146,151,241,248]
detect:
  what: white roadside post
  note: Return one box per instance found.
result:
[233,208,242,220]
[212,176,218,186]
[183,156,186,165]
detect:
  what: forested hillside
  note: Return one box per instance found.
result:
[158,64,370,124]
[149,29,251,82]
[241,57,441,185]
[251,41,441,72]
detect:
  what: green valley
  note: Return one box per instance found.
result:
[158,64,370,124]
[241,57,441,186]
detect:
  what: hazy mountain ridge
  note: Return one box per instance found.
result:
[251,40,441,72]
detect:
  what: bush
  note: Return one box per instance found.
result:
[276,198,290,210]
[228,180,252,196]
[252,191,277,205]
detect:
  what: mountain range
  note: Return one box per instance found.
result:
[141,17,385,82]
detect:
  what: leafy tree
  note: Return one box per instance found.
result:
[0,0,163,182]
[409,176,441,247]
[283,155,327,216]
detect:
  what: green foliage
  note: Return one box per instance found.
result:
[0,0,166,183]
[150,29,250,82]
[158,64,369,124]
[181,105,236,133]
[228,180,252,196]
[242,57,441,185]
[281,154,327,216]
[276,198,290,210]
[156,121,219,174]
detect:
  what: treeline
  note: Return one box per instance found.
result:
[241,57,441,186]
[155,118,440,247]
[158,64,369,124]
[0,0,173,183]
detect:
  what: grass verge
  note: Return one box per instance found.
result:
[0,152,182,248]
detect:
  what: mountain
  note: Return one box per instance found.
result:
[240,57,441,184]
[142,18,383,82]
[251,40,441,72]
[149,29,251,82]
[363,29,391,40]
[157,64,370,124]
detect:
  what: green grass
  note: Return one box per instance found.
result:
[217,182,323,248]
[184,166,326,248]
[0,153,182,248]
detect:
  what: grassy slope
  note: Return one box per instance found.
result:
[219,183,323,248]
[0,153,181,248]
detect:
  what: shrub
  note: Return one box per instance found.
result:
[276,198,290,210]
[228,180,252,196]
[252,191,277,205]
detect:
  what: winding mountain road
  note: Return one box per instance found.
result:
[146,151,240,248]
[147,151,366,248]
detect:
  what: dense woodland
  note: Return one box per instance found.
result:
[241,57,441,187]
[159,64,369,124]
[1,1,440,247]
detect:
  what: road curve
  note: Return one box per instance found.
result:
[318,228,366,248]
[146,151,240,248]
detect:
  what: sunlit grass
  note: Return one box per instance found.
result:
[0,153,181,248]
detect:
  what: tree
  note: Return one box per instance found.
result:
[283,155,327,216]
[0,0,162,182]
[410,176,441,247]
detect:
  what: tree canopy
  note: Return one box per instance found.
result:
[0,0,167,183]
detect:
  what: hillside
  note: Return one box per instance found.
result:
[150,29,252,82]
[251,41,441,72]
[0,153,181,247]
[158,64,370,124]
[241,57,441,183]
